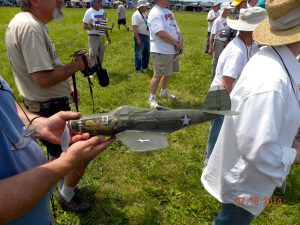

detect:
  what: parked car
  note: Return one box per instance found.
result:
[0,0,13,6]
[65,1,74,8]
[198,1,214,12]
[185,2,202,12]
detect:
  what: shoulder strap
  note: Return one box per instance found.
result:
[272,46,296,95]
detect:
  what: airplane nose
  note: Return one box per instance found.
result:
[68,120,80,133]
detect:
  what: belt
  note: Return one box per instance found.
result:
[214,39,225,42]
[23,97,68,113]
[88,34,101,37]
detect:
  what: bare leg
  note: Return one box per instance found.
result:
[161,76,169,90]
[150,75,162,95]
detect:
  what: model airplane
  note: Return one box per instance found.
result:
[68,86,238,151]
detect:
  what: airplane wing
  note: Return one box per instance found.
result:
[201,109,239,116]
[116,130,169,152]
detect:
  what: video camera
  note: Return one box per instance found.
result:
[72,50,109,87]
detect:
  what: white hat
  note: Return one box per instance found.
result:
[137,0,149,8]
[220,2,234,10]
[213,1,221,7]
[227,7,266,31]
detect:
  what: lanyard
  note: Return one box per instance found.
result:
[138,9,149,31]
[238,36,251,62]
[272,46,296,95]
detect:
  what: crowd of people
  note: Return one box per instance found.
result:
[1,0,300,224]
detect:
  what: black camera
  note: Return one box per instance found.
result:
[72,50,109,87]
[81,62,109,87]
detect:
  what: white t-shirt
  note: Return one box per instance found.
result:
[211,37,253,88]
[148,5,179,54]
[207,9,220,32]
[202,45,300,216]
[117,4,126,19]
[211,16,229,42]
[83,7,107,36]
[132,10,149,36]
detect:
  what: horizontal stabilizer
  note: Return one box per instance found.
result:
[201,86,231,111]
[116,130,169,152]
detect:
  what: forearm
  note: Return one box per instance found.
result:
[209,34,214,50]
[221,76,235,93]
[0,157,72,224]
[83,22,92,30]
[31,61,84,88]
[105,29,110,39]
[16,103,39,126]
[132,26,139,39]
[208,16,217,23]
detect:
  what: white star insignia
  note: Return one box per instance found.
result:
[181,115,191,126]
[136,139,151,143]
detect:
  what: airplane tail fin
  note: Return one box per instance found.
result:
[200,86,239,116]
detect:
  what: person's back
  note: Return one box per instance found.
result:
[117,2,129,30]
[211,37,250,88]
[117,3,126,19]
[202,1,300,224]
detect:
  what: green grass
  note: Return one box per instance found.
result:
[1,7,300,225]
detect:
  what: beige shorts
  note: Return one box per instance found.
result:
[151,52,179,76]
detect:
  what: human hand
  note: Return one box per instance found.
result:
[292,138,300,163]
[136,38,142,46]
[89,24,95,30]
[61,136,115,167]
[73,50,90,70]
[34,111,90,145]
[94,25,101,30]
[107,37,111,44]
[208,48,213,55]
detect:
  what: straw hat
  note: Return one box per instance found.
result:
[137,0,149,8]
[227,7,266,31]
[253,0,300,46]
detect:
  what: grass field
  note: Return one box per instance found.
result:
[0,7,300,225]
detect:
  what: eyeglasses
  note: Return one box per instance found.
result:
[0,123,36,151]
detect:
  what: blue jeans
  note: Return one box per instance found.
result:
[205,31,211,53]
[134,33,150,71]
[213,203,255,225]
[204,116,224,166]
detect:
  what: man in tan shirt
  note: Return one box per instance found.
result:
[5,0,92,212]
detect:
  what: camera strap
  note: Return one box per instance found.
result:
[71,50,96,112]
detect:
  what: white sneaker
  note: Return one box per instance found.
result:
[160,91,176,100]
[149,97,159,109]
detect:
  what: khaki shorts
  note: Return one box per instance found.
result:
[151,52,179,76]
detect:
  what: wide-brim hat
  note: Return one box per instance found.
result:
[221,2,234,10]
[213,1,221,7]
[137,0,149,8]
[227,7,267,31]
[253,0,300,46]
